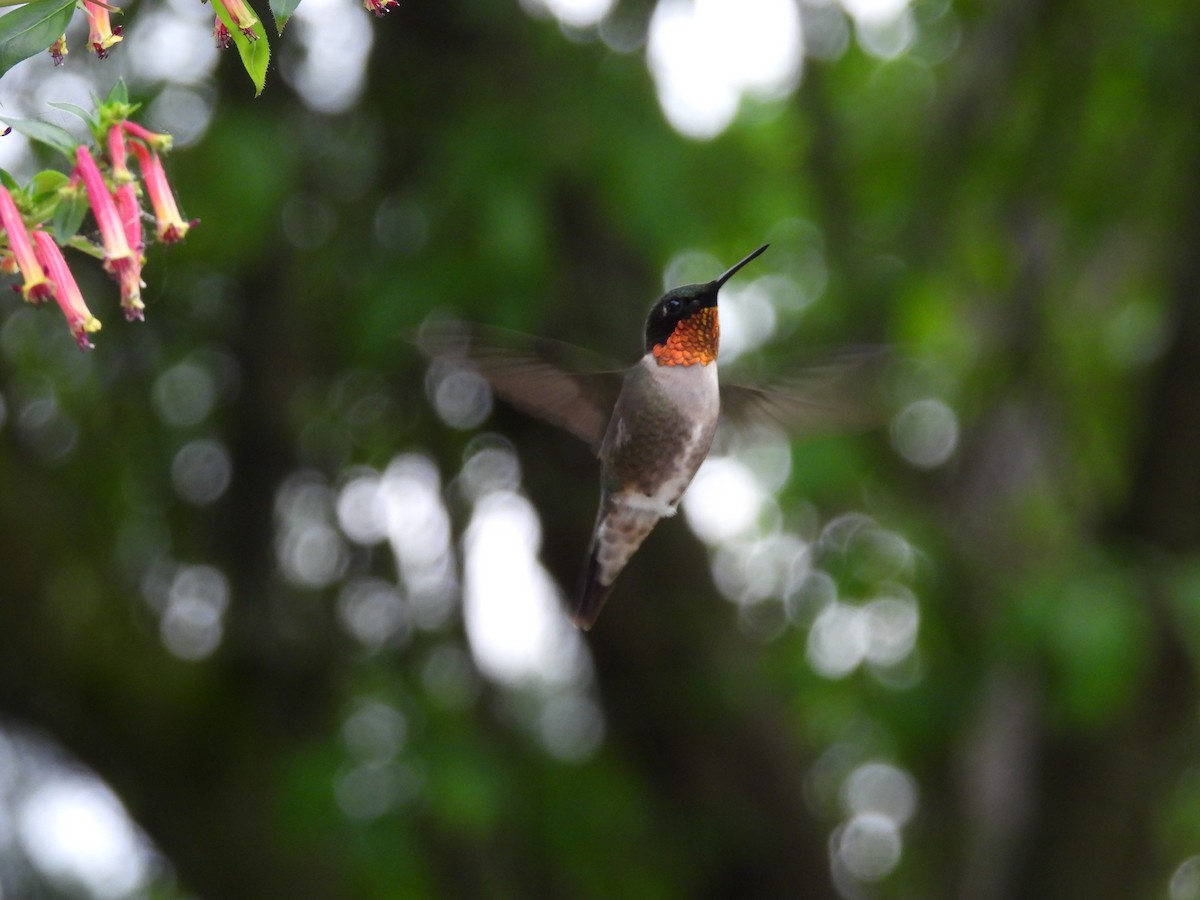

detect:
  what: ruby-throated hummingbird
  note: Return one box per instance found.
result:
[419,244,874,629]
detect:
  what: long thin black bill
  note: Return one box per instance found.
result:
[714,243,769,289]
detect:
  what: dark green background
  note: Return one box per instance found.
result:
[3,0,1200,897]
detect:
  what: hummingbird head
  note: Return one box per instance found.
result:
[644,244,769,366]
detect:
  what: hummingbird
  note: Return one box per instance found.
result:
[418,244,876,629]
[572,244,767,629]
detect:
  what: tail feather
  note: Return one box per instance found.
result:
[573,550,615,630]
[571,498,662,630]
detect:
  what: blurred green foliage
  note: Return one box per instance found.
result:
[2,0,1200,898]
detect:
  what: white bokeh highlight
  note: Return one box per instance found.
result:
[282,0,374,114]
[683,456,769,544]
[833,811,903,883]
[522,0,617,28]
[891,398,959,468]
[647,0,803,139]
[16,779,152,898]
[462,490,587,686]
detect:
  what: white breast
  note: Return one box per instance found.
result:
[645,355,720,418]
[641,358,720,516]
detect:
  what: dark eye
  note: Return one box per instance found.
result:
[665,298,682,315]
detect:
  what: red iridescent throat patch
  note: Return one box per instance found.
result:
[652,307,719,366]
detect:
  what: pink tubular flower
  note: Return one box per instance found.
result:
[0,187,55,303]
[214,17,232,49]
[364,0,400,15]
[49,34,68,65]
[120,120,173,154]
[84,1,123,58]
[107,127,144,253]
[75,145,144,319]
[213,0,259,38]
[75,146,133,266]
[107,124,133,184]
[131,142,197,244]
[32,231,102,351]
[115,183,144,257]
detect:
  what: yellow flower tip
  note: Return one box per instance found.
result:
[20,276,56,305]
[121,292,145,322]
[49,35,68,65]
[159,219,197,244]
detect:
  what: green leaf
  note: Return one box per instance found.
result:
[0,0,76,79]
[213,1,271,97]
[0,115,77,159]
[28,168,67,203]
[0,168,18,192]
[64,233,103,260]
[269,0,301,34]
[48,102,97,128]
[52,189,89,243]
[105,79,129,106]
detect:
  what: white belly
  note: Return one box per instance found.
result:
[632,358,719,514]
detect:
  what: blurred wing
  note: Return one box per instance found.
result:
[720,348,892,439]
[414,322,625,453]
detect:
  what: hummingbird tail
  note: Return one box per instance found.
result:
[572,498,662,630]
[574,551,616,631]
